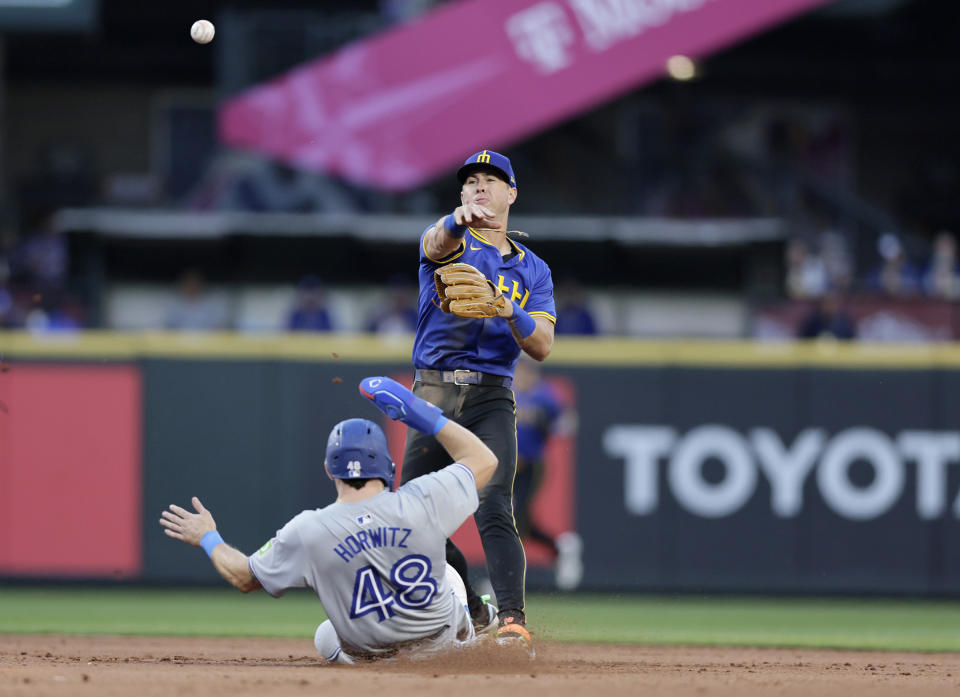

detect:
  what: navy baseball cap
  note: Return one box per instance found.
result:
[457,150,517,188]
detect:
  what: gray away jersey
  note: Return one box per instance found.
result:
[248,463,478,654]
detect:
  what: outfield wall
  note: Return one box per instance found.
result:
[2,332,960,594]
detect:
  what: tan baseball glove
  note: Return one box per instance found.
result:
[434,263,507,318]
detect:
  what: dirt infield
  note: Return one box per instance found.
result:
[2,634,959,697]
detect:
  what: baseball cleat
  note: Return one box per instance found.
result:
[472,594,498,635]
[496,614,535,659]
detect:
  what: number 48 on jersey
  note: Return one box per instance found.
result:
[350,554,438,622]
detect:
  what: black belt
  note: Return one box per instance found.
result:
[415,369,512,388]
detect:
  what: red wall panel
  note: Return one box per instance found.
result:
[0,364,142,577]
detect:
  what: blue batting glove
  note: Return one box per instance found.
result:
[359,377,449,435]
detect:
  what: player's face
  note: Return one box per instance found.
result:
[461,170,517,218]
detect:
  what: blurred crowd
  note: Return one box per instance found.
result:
[5,212,959,341]
[0,205,604,335]
[784,228,960,341]
[1,90,957,340]
[784,228,960,302]
[0,213,81,331]
[156,271,601,337]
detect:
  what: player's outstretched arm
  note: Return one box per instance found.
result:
[159,496,262,593]
[359,377,497,489]
[423,204,502,260]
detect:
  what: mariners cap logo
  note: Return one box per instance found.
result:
[457,149,517,188]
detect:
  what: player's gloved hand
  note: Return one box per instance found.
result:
[434,263,507,319]
[359,377,449,435]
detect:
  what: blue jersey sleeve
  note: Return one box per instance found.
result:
[420,226,465,266]
[524,259,556,324]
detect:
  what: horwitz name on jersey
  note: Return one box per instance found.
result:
[333,527,412,562]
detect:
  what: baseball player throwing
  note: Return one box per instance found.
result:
[160,377,496,664]
[404,150,556,651]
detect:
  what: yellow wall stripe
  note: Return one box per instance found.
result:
[0,331,411,362]
[547,338,960,368]
[4,332,960,368]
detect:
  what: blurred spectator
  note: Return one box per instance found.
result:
[24,290,84,332]
[0,287,17,328]
[367,277,417,335]
[17,217,68,294]
[512,358,582,591]
[165,269,227,331]
[288,274,333,332]
[0,227,21,328]
[922,230,960,300]
[819,230,853,293]
[810,209,854,293]
[554,279,598,336]
[867,233,922,297]
[784,237,828,299]
[0,223,16,327]
[1,214,80,329]
[797,291,856,340]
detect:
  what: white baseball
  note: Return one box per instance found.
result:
[190,19,215,44]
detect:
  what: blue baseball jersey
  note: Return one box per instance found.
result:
[413,228,556,377]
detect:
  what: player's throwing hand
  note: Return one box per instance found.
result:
[159,496,217,547]
[454,203,501,230]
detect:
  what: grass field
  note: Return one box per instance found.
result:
[1,588,959,652]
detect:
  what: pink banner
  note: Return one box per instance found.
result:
[219,0,833,190]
